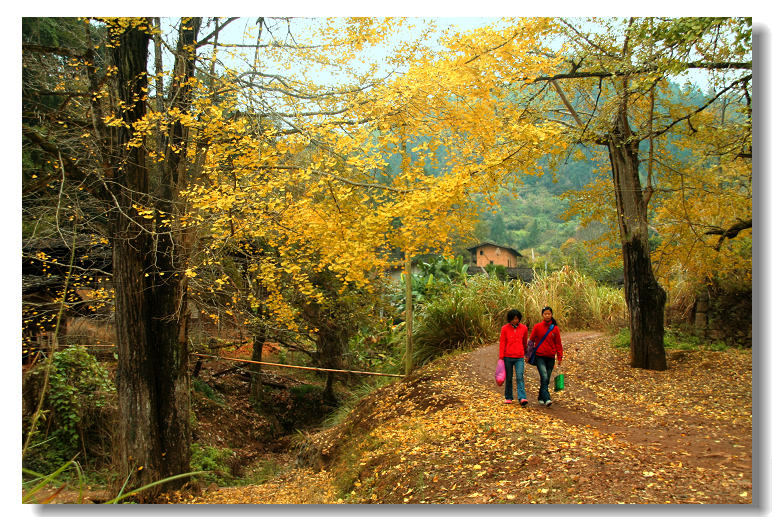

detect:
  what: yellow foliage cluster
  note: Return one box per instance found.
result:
[171,17,572,333]
[29,17,751,342]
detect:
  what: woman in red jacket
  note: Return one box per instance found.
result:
[528,306,563,407]
[499,309,529,406]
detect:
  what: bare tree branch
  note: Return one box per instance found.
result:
[194,17,239,48]
[705,219,752,250]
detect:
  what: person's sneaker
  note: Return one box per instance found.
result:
[545,400,552,407]
[538,400,545,405]
[519,399,528,407]
[504,399,513,404]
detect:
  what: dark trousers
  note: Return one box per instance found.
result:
[534,356,555,402]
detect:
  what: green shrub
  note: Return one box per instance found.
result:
[612,328,731,352]
[263,384,328,432]
[192,378,224,404]
[663,329,701,350]
[190,443,235,485]
[289,384,320,397]
[612,328,631,348]
[348,323,404,376]
[23,345,116,473]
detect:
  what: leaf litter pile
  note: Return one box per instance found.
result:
[170,332,752,504]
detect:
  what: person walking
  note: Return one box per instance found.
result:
[529,306,563,407]
[498,309,529,406]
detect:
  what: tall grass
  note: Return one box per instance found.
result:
[522,266,627,329]
[456,266,627,331]
[411,266,627,365]
[661,269,699,326]
[412,286,496,367]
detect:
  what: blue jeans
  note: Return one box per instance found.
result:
[535,356,555,402]
[503,357,526,401]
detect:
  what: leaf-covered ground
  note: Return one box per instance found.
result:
[170,331,752,504]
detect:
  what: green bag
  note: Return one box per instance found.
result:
[554,373,564,391]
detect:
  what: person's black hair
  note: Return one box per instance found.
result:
[541,306,558,326]
[507,309,522,323]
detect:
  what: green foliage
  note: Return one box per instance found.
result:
[24,346,116,474]
[613,328,730,352]
[192,378,225,405]
[523,267,627,330]
[190,443,236,485]
[612,328,632,349]
[456,274,526,321]
[394,255,469,315]
[347,322,404,375]
[416,255,469,285]
[300,268,380,393]
[484,263,508,281]
[532,238,623,285]
[475,179,583,254]
[643,17,751,55]
[290,384,323,398]
[23,437,72,478]
[47,346,114,447]
[262,383,329,432]
[488,213,508,244]
[22,17,89,47]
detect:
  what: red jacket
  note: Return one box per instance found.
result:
[499,322,528,359]
[529,320,563,361]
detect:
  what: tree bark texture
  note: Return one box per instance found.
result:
[249,328,265,405]
[110,22,191,500]
[607,108,668,371]
[319,332,341,406]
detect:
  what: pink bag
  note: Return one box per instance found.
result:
[495,359,505,386]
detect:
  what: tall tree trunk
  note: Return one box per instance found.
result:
[319,331,340,406]
[111,21,192,500]
[404,252,413,375]
[323,371,336,406]
[607,107,667,370]
[249,328,265,406]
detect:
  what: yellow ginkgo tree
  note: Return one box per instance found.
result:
[22,15,576,497]
[491,17,752,369]
[182,17,570,375]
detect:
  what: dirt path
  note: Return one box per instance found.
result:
[167,330,752,504]
[464,331,752,491]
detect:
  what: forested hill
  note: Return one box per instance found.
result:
[469,82,714,260]
[374,82,713,262]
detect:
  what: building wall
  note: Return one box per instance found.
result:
[471,245,518,268]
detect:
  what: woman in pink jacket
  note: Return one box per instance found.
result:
[528,306,563,407]
[499,309,529,406]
